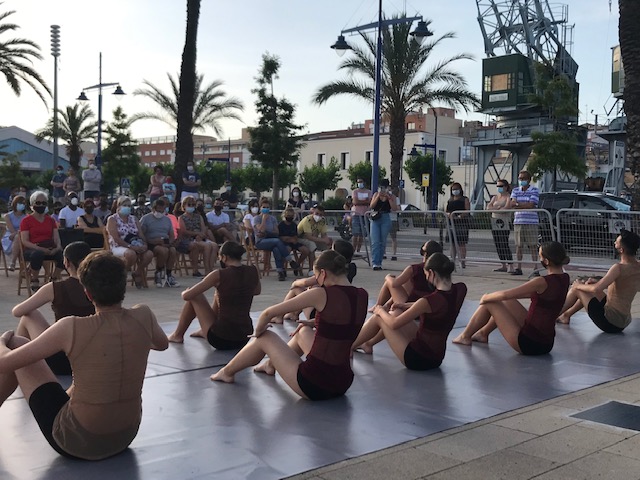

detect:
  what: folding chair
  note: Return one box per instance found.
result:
[16,237,54,296]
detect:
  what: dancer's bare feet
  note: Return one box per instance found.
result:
[556,314,571,325]
[189,329,205,338]
[367,305,377,313]
[210,368,234,383]
[471,332,489,343]
[168,333,184,343]
[353,342,373,354]
[283,313,299,321]
[452,333,472,346]
[254,360,276,375]
[270,316,284,324]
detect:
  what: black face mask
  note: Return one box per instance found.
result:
[33,205,46,214]
[85,206,94,214]
[285,217,294,222]
[196,205,205,213]
[214,206,222,212]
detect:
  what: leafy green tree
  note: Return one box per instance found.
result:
[230,168,247,195]
[248,53,305,206]
[174,0,201,198]
[528,63,586,189]
[133,73,243,137]
[198,162,227,197]
[347,161,387,188]
[130,166,153,197]
[313,17,479,189]
[0,152,28,190]
[0,7,50,104]
[404,152,452,209]
[101,106,142,194]
[298,158,342,202]
[241,163,272,199]
[35,103,97,171]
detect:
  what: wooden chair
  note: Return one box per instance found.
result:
[0,223,9,277]
[240,226,271,276]
[16,237,54,296]
[103,228,151,288]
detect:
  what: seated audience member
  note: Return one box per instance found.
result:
[242,199,260,241]
[557,229,640,332]
[168,242,261,347]
[134,194,151,219]
[77,199,105,249]
[93,195,111,223]
[58,191,85,229]
[20,191,64,291]
[50,202,63,225]
[297,204,333,270]
[11,242,95,375]
[453,241,570,355]
[278,207,310,276]
[206,198,236,243]
[371,240,442,311]
[105,196,153,289]
[353,253,467,368]
[0,251,169,460]
[211,251,368,401]
[140,198,179,288]
[178,196,217,277]
[2,195,27,271]
[252,198,299,281]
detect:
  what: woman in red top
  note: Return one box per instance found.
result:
[211,250,368,400]
[353,253,467,369]
[453,241,570,355]
[20,191,64,291]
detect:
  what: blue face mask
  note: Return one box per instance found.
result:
[16,203,25,212]
[164,207,169,214]
[497,187,505,194]
[119,206,131,216]
[519,180,529,187]
[186,206,195,214]
[261,208,270,214]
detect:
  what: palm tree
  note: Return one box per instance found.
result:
[35,103,98,170]
[174,0,201,197]
[313,18,480,188]
[0,6,50,104]
[133,72,244,137]
[619,0,640,207]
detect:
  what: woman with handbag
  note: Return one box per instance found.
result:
[106,196,153,288]
[487,179,514,273]
[369,179,398,271]
[445,183,471,269]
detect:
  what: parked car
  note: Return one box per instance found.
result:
[538,191,636,251]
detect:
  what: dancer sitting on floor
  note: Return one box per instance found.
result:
[352,253,466,369]
[452,241,570,355]
[370,240,443,312]
[557,229,640,333]
[11,241,95,375]
[168,241,261,348]
[273,239,357,324]
[0,251,168,460]
[211,250,368,401]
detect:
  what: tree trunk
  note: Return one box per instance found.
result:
[272,169,279,206]
[388,112,406,189]
[174,0,201,199]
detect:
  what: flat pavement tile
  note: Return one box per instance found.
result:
[494,405,580,436]
[532,451,640,480]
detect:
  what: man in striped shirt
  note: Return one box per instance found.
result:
[510,170,540,276]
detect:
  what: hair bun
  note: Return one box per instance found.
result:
[334,254,347,268]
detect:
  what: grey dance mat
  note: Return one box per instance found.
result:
[2,301,640,479]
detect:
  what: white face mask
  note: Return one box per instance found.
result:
[292,191,299,197]
[89,164,97,170]
[187,166,194,173]
[251,207,259,214]
[153,211,164,219]
[313,215,322,222]
[70,197,79,206]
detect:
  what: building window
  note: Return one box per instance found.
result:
[438,149,447,162]
[407,122,416,130]
[484,73,514,92]
[340,152,350,170]
[365,151,372,163]
[160,149,166,155]
[317,153,326,166]
[151,150,157,156]
[145,151,150,157]
[167,149,172,155]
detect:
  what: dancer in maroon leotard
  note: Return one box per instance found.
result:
[453,241,570,355]
[211,250,368,400]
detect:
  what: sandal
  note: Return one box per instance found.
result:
[132,272,143,289]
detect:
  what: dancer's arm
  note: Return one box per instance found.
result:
[372,298,430,330]
[255,288,327,337]
[572,264,620,295]
[291,276,317,289]
[0,320,71,373]
[182,270,221,301]
[389,268,412,288]
[480,277,547,304]
[12,282,55,317]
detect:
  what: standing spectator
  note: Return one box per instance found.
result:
[2,195,27,270]
[297,204,333,271]
[351,177,372,253]
[162,176,177,205]
[50,166,66,204]
[58,191,85,229]
[181,161,201,201]
[278,207,310,276]
[134,193,151,219]
[510,170,540,276]
[445,182,471,269]
[220,180,239,209]
[252,198,300,281]
[388,186,401,261]
[62,168,81,196]
[487,179,514,273]
[369,179,398,270]
[140,198,179,288]
[206,198,236,243]
[77,199,105,249]
[149,165,166,203]
[81,160,102,199]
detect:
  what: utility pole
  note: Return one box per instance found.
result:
[51,25,60,170]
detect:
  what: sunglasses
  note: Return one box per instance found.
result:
[33,201,47,206]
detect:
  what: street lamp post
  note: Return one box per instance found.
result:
[77,52,125,168]
[50,25,60,170]
[331,1,431,192]
[409,110,439,209]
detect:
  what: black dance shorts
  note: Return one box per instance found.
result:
[296,369,344,401]
[207,329,249,350]
[587,297,624,334]
[403,343,440,371]
[517,332,552,356]
[28,382,77,458]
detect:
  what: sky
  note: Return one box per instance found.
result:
[0,0,622,142]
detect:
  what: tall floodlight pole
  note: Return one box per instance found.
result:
[50,25,60,170]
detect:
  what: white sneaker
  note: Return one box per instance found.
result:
[167,274,179,287]
[154,271,164,288]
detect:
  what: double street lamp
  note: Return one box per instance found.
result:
[331,1,432,192]
[409,111,439,210]
[77,52,125,167]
